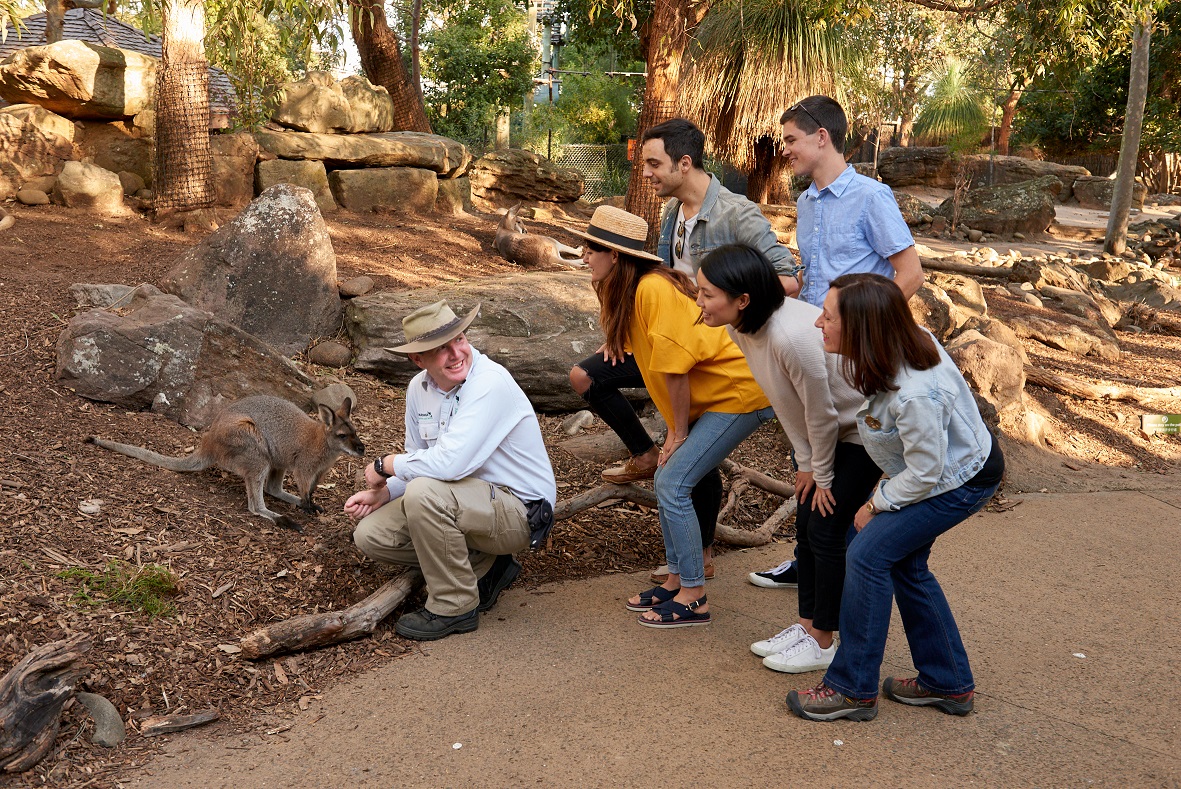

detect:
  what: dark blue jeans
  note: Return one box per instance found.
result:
[822,480,999,700]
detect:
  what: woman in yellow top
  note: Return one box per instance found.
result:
[574,206,774,627]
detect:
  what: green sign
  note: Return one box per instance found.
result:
[1141,414,1181,434]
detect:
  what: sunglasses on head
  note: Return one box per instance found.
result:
[789,101,824,133]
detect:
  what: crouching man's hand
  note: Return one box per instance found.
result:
[345,487,391,520]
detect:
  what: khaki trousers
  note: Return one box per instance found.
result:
[353,477,531,616]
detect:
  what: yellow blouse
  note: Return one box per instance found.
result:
[627,273,770,423]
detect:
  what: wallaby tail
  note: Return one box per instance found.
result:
[86,436,210,472]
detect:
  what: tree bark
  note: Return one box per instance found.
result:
[625,0,709,247]
[44,0,106,46]
[1024,365,1181,406]
[997,85,1023,156]
[0,634,90,773]
[1105,16,1153,255]
[349,0,431,133]
[746,136,793,204]
[154,0,214,214]
[240,571,422,658]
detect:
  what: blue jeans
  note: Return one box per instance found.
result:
[654,407,775,587]
[823,480,999,700]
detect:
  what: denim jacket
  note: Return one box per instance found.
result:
[657,175,798,277]
[860,341,993,512]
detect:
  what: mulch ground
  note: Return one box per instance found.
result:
[0,203,1178,788]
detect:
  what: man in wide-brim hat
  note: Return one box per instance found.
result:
[345,300,557,641]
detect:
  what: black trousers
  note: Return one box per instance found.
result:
[575,352,721,548]
[795,441,882,632]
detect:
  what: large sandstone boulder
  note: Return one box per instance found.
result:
[1072,175,1147,210]
[936,175,1061,236]
[946,330,1026,415]
[255,159,336,214]
[55,284,316,429]
[436,175,471,215]
[0,104,76,189]
[328,167,438,213]
[160,184,342,357]
[255,130,470,177]
[211,132,259,208]
[960,315,1028,364]
[468,148,584,208]
[928,271,987,320]
[347,271,602,411]
[74,120,153,186]
[52,161,125,214]
[1005,311,1120,361]
[271,71,394,134]
[0,41,156,119]
[910,281,958,342]
[878,147,1089,200]
[1012,257,1091,292]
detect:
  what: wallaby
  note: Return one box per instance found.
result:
[87,396,365,532]
[494,203,584,270]
[0,208,13,233]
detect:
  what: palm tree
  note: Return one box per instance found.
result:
[912,58,989,148]
[677,0,850,203]
[154,0,215,213]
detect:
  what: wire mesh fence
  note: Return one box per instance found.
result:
[554,143,630,202]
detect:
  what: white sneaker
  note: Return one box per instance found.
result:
[750,623,807,658]
[762,634,837,673]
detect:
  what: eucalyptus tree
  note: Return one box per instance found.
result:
[0,0,24,40]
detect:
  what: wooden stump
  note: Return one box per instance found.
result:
[0,633,91,773]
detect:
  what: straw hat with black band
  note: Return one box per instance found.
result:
[570,205,664,263]
[386,300,482,354]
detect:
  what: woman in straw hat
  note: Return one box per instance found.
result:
[573,205,774,627]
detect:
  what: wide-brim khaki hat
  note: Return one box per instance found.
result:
[386,300,481,354]
[570,205,664,263]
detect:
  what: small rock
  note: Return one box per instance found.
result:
[312,382,357,413]
[308,340,353,368]
[1022,293,1043,308]
[69,283,135,308]
[75,691,126,747]
[339,275,375,298]
[1013,232,1025,240]
[16,188,50,205]
[929,215,947,233]
[967,228,984,243]
[136,188,154,200]
[118,170,146,196]
[561,410,596,436]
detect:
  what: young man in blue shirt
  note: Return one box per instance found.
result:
[749,96,925,590]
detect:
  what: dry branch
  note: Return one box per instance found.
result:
[921,258,1019,280]
[140,709,220,737]
[240,571,423,659]
[716,498,798,547]
[553,483,657,520]
[719,459,795,499]
[0,633,91,773]
[1025,365,1181,406]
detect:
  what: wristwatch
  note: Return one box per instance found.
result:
[373,456,393,478]
[865,499,878,515]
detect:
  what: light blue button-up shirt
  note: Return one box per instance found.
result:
[796,166,915,307]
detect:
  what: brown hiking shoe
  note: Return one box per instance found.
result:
[787,682,877,722]
[602,457,656,484]
[882,677,974,716]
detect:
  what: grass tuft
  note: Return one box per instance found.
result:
[59,561,180,618]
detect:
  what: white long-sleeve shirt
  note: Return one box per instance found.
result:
[388,348,557,507]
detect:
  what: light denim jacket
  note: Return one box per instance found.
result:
[657,175,798,277]
[860,340,993,512]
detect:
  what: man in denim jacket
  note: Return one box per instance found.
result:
[641,118,802,294]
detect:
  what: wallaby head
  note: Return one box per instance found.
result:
[317,397,365,459]
[498,202,526,235]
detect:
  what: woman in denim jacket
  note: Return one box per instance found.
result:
[787,273,1004,723]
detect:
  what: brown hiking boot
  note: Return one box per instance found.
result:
[882,677,974,716]
[787,682,878,722]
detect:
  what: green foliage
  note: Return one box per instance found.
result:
[0,0,39,43]
[59,561,181,619]
[547,39,641,145]
[421,0,537,150]
[914,59,990,150]
[1014,1,1180,154]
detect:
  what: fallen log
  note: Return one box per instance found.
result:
[553,483,657,520]
[0,633,91,773]
[921,257,1019,280]
[1024,365,1181,406]
[240,571,422,659]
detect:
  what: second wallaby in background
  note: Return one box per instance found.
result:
[88,395,365,531]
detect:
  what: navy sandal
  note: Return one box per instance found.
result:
[637,596,711,628]
[625,585,679,612]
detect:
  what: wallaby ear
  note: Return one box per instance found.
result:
[337,396,354,419]
[317,402,337,426]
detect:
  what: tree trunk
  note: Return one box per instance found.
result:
[410,0,423,100]
[154,0,214,214]
[746,136,793,204]
[44,0,66,43]
[1105,16,1152,256]
[624,0,707,247]
[349,0,431,133]
[997,85,1023,156]
[0,634,90,773]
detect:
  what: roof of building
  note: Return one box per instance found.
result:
[1,9,237,123]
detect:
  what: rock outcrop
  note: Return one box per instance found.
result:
[254,129,470,177]
[0,41,156,119]
[271,72,395,134]
[468,149,584,208]
[936,175,1062,236]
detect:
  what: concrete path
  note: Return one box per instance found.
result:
[124,489,1181,788]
